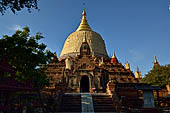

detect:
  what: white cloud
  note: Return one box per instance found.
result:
[8,25,23,31]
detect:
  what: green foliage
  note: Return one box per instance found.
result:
[142,65,170,88]
[0,26,54,87]
[0,0,39,15]
[4,72,11,77]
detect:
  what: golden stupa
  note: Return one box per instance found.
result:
[60,9,108,58]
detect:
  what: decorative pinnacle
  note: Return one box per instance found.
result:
[76,9,92,31]
[112,49,116,58]
[125,61,130,70]
[82,8,86,16]
[154,56,158,63]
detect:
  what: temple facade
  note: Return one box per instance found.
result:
[46,9,140,93]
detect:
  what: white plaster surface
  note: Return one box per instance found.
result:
[81,93,94,113]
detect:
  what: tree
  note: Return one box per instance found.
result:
[142,65,170,88]
[0,0,39,15]
[0,26,54,112]
[0,26,54,87]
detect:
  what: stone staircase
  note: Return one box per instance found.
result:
[92,94,117,112]
[58,93,81,112]
[57,93,117,113]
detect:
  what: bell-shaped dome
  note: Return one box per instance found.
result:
[60,9,108,58]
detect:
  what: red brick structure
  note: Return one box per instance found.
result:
[0,57,33,112]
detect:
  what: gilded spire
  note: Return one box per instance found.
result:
[76,9,92,31]
[153,56,160,68]
[154,56,158,64]
[111,49,118,63]
[125,62,130,70]
[135,66,142,79]
[112,49,116,58]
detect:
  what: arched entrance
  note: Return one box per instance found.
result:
[80,75,89,92]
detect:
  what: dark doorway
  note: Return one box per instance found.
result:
[80,75,89,92]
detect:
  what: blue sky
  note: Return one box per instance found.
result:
[0,0,170,76]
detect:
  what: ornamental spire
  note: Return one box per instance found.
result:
[153,56,160,68]
[112,49,116,58]
[111,49,118,63]
[76,9,92,31]
[135,66,142,79]
[154,56,158,64]
[125,62,130,70]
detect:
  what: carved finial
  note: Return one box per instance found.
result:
[154,56,158,63]
[111,49,118,63]
[112,49,116,58]
[135,66,142,79]
[153,56,160,68]
[82,8,86,16]
[125,62,130,70]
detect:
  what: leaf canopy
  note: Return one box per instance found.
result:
[0,0,39,15]
[0,26,54,87]
[142,65,170,88]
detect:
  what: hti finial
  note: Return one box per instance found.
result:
[83,0,86,10]
[76,3,92,31]
[82,8,86,16]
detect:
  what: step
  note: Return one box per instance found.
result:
[58,94,81,112]
[58,93,118,112]
[92,94,116,112]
